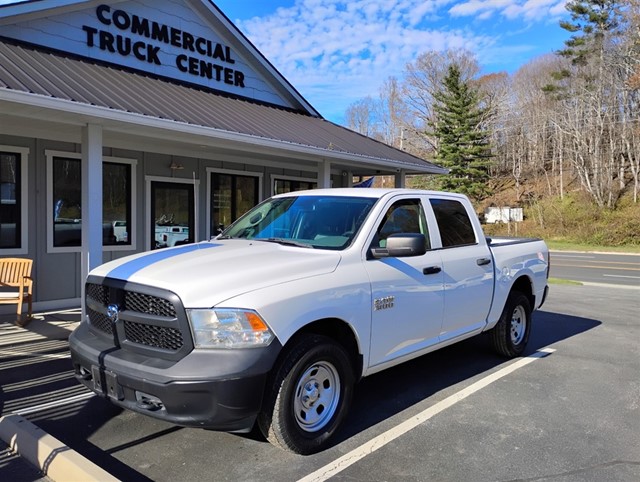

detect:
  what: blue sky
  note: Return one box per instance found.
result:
[215,0,572,122]
[1,0,572,123]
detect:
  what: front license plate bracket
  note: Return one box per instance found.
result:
[91,365,124,400]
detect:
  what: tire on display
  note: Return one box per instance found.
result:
[490,291,532,358]
[258,334,355,454]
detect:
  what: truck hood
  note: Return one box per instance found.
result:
[90,240,341,307]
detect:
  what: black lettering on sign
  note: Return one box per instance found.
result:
[146,45,161,65]
[234,71,244,87]
[131,16,150,37]
[99,30,115,53]
[83,25,98,46]
[176,54,188,72]
[87,4,246,88]
[152,23,169,43]
[112,10,131,30]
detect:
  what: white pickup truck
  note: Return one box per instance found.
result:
[69,188,549,454]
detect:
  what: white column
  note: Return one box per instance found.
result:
[81,124,103,291]
[318,160,331,188]
[395,170,406,188]
[346,170,353,187]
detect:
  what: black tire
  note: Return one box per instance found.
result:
[490,291,532,358]
[258,334,354,454]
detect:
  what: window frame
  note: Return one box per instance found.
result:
[46,150,137,254]
[145,175,200,249]
[0,145,29,255]
[206,167,263,240]
[428,197,478,249]
[270,174,317,197]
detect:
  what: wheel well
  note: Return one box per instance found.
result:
[292,319,363,379]
[511,275,534,308]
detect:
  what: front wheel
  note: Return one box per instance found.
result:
[490,291,532,358]
[258,334,354,454]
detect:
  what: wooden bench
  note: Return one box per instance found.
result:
[0,258,33,325]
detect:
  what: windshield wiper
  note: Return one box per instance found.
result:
[258,238,314,249]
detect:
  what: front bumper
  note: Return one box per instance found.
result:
[69,322,282,432]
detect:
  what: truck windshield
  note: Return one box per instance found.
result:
[219,195,377,250]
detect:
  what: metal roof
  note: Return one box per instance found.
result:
[0,39,446,174]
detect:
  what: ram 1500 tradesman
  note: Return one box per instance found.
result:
[69,189,549,454]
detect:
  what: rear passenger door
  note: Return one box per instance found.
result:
[428,197,494,341]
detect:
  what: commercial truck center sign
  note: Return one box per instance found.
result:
[82,4,245,88]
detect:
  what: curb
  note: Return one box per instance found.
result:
[0,414,118,482]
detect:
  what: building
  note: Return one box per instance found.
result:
[0,0,446,311]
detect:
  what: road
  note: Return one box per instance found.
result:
[550,251,640,286]
[1,283,639,481]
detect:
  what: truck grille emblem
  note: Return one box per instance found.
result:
[107,304,120,324]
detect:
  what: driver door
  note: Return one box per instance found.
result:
[364,197,445,368]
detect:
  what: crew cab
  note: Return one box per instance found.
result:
[69,189,549,454]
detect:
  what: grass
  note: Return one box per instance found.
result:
[547,277,583,286]
[546,240,640,253]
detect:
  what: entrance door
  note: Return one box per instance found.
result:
[210,172,259,235]
[150,181,194,250]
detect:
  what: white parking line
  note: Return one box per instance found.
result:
[603,274,640,279]
[298,348,556,482]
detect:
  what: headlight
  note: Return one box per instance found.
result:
[187,308,274,348]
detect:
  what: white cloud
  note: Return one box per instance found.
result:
[450,0,567,22]
[238,0,494,119]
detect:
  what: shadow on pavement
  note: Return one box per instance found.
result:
[335,310,600,445]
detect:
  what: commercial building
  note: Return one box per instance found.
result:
[0,0,445,309]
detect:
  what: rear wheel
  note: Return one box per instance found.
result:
[258,334,354,454]
[490,291,532,357]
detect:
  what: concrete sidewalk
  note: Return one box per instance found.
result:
[0,309,118,482]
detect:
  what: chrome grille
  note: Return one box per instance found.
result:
[125,291,176,317]
[123,321,184,351]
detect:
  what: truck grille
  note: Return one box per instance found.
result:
[124,320,184,351]
[84,280,192,360]
[124,291,176,317]
[87,306,113,334]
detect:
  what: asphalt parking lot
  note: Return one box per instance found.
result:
[1,282,639,481]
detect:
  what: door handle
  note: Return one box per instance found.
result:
[477,258,492,266]
[423,266,442,275]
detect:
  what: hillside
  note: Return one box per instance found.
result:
[402,174,640,248]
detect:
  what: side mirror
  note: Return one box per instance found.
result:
[370,233,427,258]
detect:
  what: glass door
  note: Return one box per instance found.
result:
[210,173,258,236]
[151,181,194,250]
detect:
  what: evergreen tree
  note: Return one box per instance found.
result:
[558,0,622,67]
[543,1,624,96]
[429,64,492,201]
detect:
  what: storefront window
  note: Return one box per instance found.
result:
[274,178,316,195]
[103,162,132,245]
[52,157,132,248]
[211,173,259,235]
[0,151,21,249]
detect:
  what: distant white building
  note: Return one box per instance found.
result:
[484,207,524,224]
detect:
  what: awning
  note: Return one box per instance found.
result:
[0,38,446,175]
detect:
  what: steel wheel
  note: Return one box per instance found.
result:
[510,305,527,345]
[293,361,341,432]
[258,334,355,454]
[490,291,532,358]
